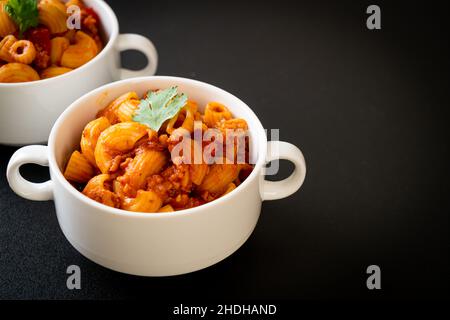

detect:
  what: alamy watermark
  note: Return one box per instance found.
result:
[366,265,381,290]
[66,265,81,290]
[66,5,81,30]
[366,5,381,30]
[165,123,281,175]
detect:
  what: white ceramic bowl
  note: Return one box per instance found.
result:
[7,76,306,276]
[0,0,158,146]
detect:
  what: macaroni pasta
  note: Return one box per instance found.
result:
[0,0,103,83]
[64,88,254,213]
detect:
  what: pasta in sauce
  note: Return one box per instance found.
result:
[64,88,254,213]
[0,0,102,83]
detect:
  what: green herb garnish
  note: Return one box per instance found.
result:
[5,0,39,36]
[133,87,188,131]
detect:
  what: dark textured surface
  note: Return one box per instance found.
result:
[0,0,449,300]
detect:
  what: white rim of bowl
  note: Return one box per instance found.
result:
[0,0,119,88]
[48,76,268,219]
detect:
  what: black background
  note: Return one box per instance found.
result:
[0,0,449,301]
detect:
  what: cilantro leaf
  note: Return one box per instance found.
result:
[5,0,39,37]
[133,87,188,131]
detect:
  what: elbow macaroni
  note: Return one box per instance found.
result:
[0,62,39,82]
[50,37,70,65]
[0,36,36,64]
[83,174,120,208]
[40,66,72,79]
[198,163,241,194]
[203,102,232,127]
[9,40,36,64]
[80,116,111,167]
[98,92,139,124]
[117,99,140,122]
[38,0,68,34]
[166,101,197,134]
[64,151,95,183]
[94,122,148,174]
[0,35,16,62]
[64,88,254,213]
[61,31,98,69]
[120,148,167,196]
[122,190,163,213]
[0,1,16,37]
[46,0,67,13]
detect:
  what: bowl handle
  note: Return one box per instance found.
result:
[262,141,306,201]
[6,145,53,201]
[116,33,158,79]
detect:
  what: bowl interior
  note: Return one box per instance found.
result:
[51,77,266,179]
